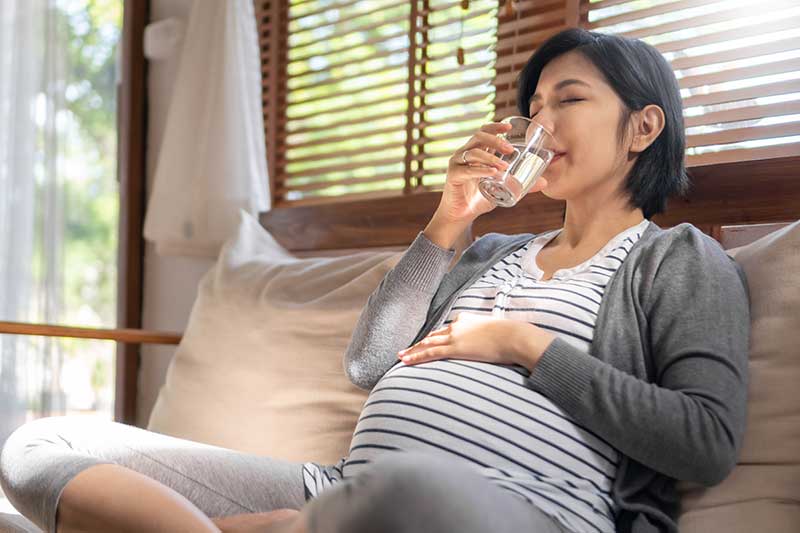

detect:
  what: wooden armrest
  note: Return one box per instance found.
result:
[0,321,182,345]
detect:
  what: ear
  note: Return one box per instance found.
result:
[629,104,665,154]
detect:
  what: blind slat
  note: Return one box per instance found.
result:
[288,62,407,92]
[493,70,523,89]
[287,43,408,81]
[492,26,570,76]
[281,139,406,165]
[418,109,490,129]
[283,108,404,135]
[586,0,711,30]
[420,90,492,112]
[419,6,495,32]
[655,15,800,54]
[414,128,480,148]
[678,57,800,91]
[496,7,565,38]
[288,92,406,122]
[495,25,565,54]
[426,41,488,63]
[684,100,800,128]
[274,188,402,206]
[419,77,493,97]
[581,0,644,12]
[683,78,800,109]
[289,11,409,54]
[499,0,563,20]
[290,1,398,37]
[687,121,800,148]
[288,0,383,23]
[289,27,408,66]
[418,59,494,80]
[287,123,403,151]
[619,1,797,42]
[281,154,404,180]
[687,141,800,166]
[278,172,405,194]
[669,36,800,72]
[288,75,406,107]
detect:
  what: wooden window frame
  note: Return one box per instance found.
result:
[258,1,799,252]
[116,0,149,425]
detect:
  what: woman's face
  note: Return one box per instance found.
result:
[527,50,633,202]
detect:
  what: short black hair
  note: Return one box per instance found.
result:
[516,27,688,219]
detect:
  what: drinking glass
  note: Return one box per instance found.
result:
[478,116,555,208]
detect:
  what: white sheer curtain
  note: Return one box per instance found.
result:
[143,0,271,257]
[0,0,67,445]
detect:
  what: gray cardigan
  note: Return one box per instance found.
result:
[343,220,750,533]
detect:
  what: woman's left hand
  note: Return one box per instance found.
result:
[397,312,556,370]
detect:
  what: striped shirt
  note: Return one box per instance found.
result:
[303,219,649,533]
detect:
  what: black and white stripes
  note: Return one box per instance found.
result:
[303,220,648,533]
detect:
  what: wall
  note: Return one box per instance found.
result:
[137,0,213,428]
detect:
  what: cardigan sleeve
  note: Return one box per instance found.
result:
[343,231,455,390]
[526,227,751,486]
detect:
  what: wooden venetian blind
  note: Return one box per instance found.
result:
[583,0,800,166]
[256,0,498,206]
[493,0,581,118]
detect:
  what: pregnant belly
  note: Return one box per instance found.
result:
[345,359,618,485]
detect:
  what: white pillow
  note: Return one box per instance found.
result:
[147,211,402,464]
[678,220,800,532]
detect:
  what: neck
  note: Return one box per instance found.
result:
[557,192,645,251]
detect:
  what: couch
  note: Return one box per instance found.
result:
[1,212,798,532]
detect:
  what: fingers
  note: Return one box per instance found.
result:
[461,164,507,177]
[426,325,451,337]
[399,334,451,353]
[462,146,512,170]
[450,124,515,169]
[479,122,513,134]
[397,327,450,359]
[398,345,451,365]
[463,131,516,157]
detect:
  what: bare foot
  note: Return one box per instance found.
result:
[211,509,305,533]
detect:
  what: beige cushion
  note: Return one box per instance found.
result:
[677,220,800,531]
[147,211,402,464]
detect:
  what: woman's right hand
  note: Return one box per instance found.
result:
[436,122,534,225]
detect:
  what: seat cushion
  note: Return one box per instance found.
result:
[677,220,800,531]
[147,211,402,464]
[0,512,41,533]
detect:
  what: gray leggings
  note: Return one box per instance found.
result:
[0,416,572,533]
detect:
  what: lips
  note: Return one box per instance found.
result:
[551,152,566,163]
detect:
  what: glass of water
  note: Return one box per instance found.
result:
[478,116,555,208]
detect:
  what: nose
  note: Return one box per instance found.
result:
[530,116,555,135]
[525,117,556,146]
[527,106,555,135]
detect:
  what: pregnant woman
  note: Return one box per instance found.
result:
[1,27,749,533]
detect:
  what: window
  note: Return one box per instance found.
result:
[256,0,799,250]
[0,0,123,435]
[585,0,800,166]
[257,0,498,205]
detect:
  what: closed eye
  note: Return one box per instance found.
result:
[530,98,584,117]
